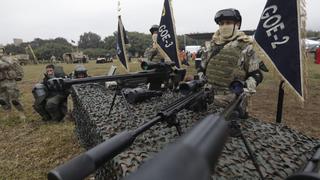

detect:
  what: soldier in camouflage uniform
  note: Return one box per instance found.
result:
[32,64,68,121]
[0,47,26,120]
[143,25,165,63]
[198,8,263,116]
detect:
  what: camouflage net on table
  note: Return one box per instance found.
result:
[70,83,320,180]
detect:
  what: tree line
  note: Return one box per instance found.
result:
[4,30,319,60]
[4,32,204,60]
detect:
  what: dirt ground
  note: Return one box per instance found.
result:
[250,58,320,138]
[0,58,319,179]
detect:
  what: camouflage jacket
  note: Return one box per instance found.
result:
[0,56,24,81]
[200,31,262,89]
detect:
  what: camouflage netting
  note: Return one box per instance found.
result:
[70,83,320,180]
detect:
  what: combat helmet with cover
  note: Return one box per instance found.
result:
[149,24,159,34]
[74,64,88,78]
[214,8,242,29]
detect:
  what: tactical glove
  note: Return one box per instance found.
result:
[197,72,207,82]
[244,77,257,95]
[47,77,66,91]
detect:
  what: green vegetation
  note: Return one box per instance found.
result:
[3,31,205,61]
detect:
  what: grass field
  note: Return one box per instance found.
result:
[0,57,319,179]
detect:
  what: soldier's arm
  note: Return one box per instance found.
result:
[198,42,214,74]
[14,61,24,80]
[241,44,263,92]
[144,47,157,61]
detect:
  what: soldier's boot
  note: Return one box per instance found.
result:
[12,100,26,121]
[33,104,51,121]
[0,99,12,120]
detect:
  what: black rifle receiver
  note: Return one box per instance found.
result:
[47,61,185,91]
[48,84,212,180]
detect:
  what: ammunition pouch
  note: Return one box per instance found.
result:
[32,83,48,105]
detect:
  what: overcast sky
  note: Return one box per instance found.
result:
[0,0,319,45]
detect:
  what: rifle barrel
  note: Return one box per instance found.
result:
[124,114,230,180]
[63,71,166,85]
[48,89,208,180]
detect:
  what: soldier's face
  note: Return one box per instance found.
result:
[76,73,85,78]
[46,68,54,76]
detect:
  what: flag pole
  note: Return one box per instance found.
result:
[276,80,285,123]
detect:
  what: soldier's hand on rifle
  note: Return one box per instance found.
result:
[47,77,65,91]
[197,72,207,82]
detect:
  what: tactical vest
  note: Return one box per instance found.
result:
[206,40,249,88]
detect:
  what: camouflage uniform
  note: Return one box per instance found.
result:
[144,34,165,63]
[144,25,166,63]
[0,54,25,119]
[200,31,262,107]
[199,9,263,110]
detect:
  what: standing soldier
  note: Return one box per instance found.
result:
[0,47,26,120]
[143,25,166,63]
[198,8,263,117]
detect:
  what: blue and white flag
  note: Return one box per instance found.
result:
[255,0,305,101]
[116,15,129,72]
[157,0,180,68]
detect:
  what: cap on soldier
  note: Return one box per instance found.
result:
[149,25,159,34]
[214,8,242,27]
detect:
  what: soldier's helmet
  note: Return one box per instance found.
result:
[74,65,88,78]
[214,8,242,28]
[149,25,159,34]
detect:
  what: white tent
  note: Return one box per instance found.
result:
[305,39,320,46]
[305,39,320,52]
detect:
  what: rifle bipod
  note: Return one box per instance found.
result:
[229,119,265,180]
[163,114,182,135]
[108,86,133,118]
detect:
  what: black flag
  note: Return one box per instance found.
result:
[255,0,305,100]
[157,0,180,68]
[116,15,129,72]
